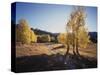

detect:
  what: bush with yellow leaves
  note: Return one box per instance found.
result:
[16,19,37,44]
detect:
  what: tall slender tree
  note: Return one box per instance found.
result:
[65,6,90,56]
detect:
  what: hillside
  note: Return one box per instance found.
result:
[31,28,97,43]
[89,32,97,43]
[31,28,59,37]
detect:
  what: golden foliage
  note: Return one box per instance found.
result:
[57,33,67,44]
[66,6,90,48]
[30,30,37,43]
[78,26,90,48]
[16,19,37,44]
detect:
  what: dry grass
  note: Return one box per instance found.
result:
[16,43,97,59]
[16,43,51,57]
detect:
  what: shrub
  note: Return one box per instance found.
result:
[37,34,51,43]
[57,33,67,44]
[30,30,37,43]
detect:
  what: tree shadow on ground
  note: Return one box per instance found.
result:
[16,53,97,73]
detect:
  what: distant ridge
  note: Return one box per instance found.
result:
[88,32,97,43]
[31,28,97,43]
[31,28,59,37]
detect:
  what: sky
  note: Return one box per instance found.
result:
[14,2,97,33]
